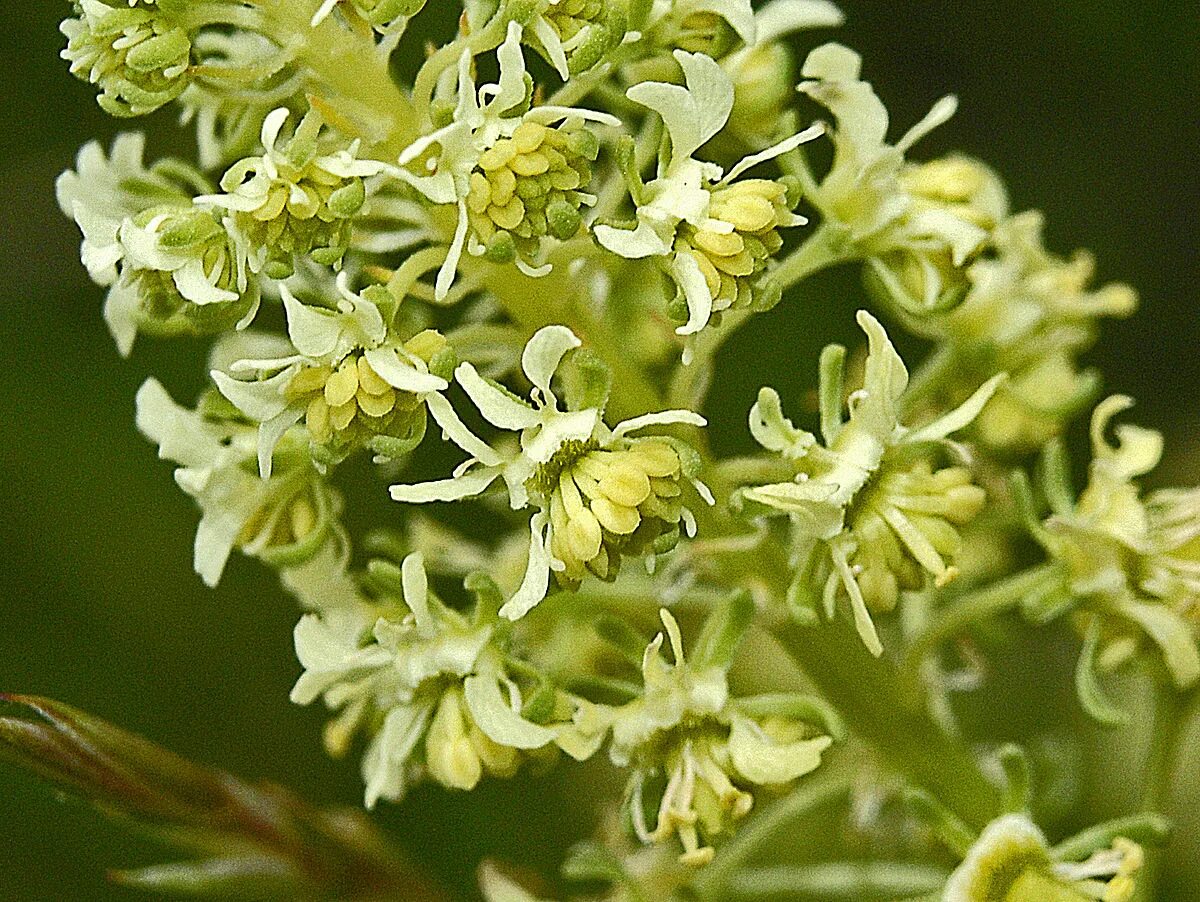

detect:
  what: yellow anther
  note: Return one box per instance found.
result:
[329,398,358,431]
[694,229,746,258]
[357,356,391,396]
[598,467,652,508]
[478,142,515,171]
[512,121,547,154]
[356,385,396,418]
[306,396,331,443]
[510,152,550,177]
[324,359,360,408]
[591,497,641,535]
[489,196,526,231]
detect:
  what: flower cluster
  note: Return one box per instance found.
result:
[52,1,1196,899]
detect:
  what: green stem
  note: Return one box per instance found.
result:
[1132,681,1192,902]
[668,225,849,411]
[901,563,1065,692]
[771,224,851,291]
[772,614,1002,830]
[259,0,418,156]
[470,247,666,420]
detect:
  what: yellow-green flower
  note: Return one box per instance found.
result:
[391,325,710,619]
[524,0,628,78]
[926,212,1138,452]
[607,607,837,866]
[464,118,601,265]
[135,379,342,587]
[1039,397,1200,690]
[290,554,562,807]
[945,814,1144,902]
[395,22,617,298]
[739,311,1003,655]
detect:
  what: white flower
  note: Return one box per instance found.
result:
[290,553,560,807]
[391,325,709,620]
[799,44,1001,313]
[394,21,618,299]
[195,108,391,278]
[211,273,451,476]
[594,50,822,339]
[135,378,339,587]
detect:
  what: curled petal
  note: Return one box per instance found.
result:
[499,514,553,621]
[390,467,501,504]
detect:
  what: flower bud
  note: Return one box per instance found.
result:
[61,0,193,118]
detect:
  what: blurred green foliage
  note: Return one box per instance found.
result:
[1,2,1196,900]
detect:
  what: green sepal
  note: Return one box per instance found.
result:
[818,342,847,445]
[561,840,628,888]
[997,743,1032,813]
[520,683,558,725]
[735,692,847,741]
[327,178,366,218]
[1051,812,1171,861]
[465,571,505,622]
[593,614,647,667]
[562,348,612,414]
[903,787,976,858]
[1037,439,1076,517]
[256,511,332,570]
[1074,618,1129,728]
[692,589,754,669]
[424,340,456,379]
[367,408,429,461]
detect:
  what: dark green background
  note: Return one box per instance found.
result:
[2,2,1197,899]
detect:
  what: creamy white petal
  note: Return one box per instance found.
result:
[211,365,295,423]
[613,410,707,436]
[499,514,552,620]
[594,220,672,259]
[389,467,501,504]
[907,373,1006,445]
[425,392,503,466]
[721,122,825,184]
[627,51,734,160]
[456,362,541,430]
[464,660,556,749]
[363,347,448,393]
[521,325,581,402]
[673,251,714,337]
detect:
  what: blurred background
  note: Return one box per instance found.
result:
[1,1,1196,899]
